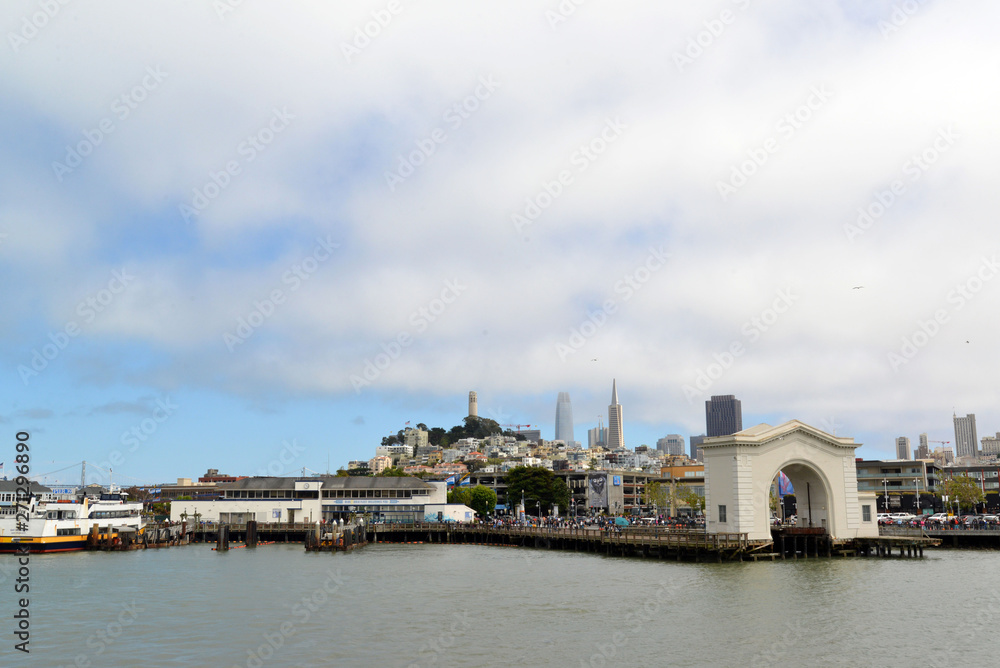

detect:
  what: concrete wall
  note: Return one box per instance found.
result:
[170,498,321,524]
[423,504,475,523]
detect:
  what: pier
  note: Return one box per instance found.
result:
[369,523,938,562]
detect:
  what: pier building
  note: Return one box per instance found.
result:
[170,475,446,525]
[703,420,880,542]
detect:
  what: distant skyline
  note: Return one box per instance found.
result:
[554,392,574,445]
[2,3,999,484]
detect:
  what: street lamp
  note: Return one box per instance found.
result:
[914,477,921,513]
[883,478,889,514]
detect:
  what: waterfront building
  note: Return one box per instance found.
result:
[555,392,574,445]
[895,436,911,460]
[170,475,447,525]
[0,481,55,515]
[468,391,478,418]
[702,420,879,541]
[954,413,979,459]
[855,459,939,513]
[607,379,624,450]
[656,434,686,456]
[466,469,657,516]
[660,463,705,516]
[706,395,742,437]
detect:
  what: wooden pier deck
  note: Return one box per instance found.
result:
[370,523,938,562]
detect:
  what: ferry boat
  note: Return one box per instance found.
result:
[0,489,144,553]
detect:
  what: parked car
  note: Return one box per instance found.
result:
[926,513,949,524]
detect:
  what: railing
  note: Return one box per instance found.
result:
[371,523,753,550]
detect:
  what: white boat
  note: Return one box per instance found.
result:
[0,487,144,553]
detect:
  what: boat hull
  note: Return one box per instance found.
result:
[0,535,88,553]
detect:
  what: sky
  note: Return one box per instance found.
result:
[1,1,998,487]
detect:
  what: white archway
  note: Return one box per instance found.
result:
[702,420,879,541]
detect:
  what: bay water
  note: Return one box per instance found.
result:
[3,542,998,667]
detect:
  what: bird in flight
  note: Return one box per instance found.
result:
[852,286,864,289]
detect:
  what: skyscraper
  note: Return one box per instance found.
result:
[468,391,478,418]
[607,379,624,450]
[657,434,686,456]
[555,392,574,444]
[706,395,743,437]
[954,413,978,459]
[690,435,706,462]
[588,426,608,448]
[895,436,910,460]
[917,433,929,459]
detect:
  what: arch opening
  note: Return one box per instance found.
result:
[769,461,834,533]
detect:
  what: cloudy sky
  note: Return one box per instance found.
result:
[2,1,997,485]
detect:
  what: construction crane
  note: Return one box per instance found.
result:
[501,424,533,431]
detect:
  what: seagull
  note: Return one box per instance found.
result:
[852,286,864,290]
[591,358,598,361]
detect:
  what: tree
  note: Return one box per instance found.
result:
[448,487,471,505]
[679,487,705,515]
[125,486,152,502]
[377,467,409,477]
[505,466,570,516]
[643,481,668,511]
[381,435,400,446]
[940,476,985,512]
[645,480,679,516]
[468,485,498,518]
[429,427,447,447]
